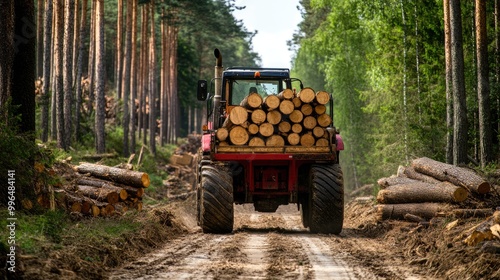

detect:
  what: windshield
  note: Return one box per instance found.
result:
[230,79,282,105]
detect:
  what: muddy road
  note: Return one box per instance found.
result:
[109,201,437,280]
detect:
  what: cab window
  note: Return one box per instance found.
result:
[230,79,282,105]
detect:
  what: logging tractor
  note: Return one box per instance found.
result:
[196,48,344,234]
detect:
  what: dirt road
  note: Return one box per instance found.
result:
[109,201,437,280]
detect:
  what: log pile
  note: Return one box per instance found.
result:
[375,157,493,221]
[36,162,149,217]
[217,88,333,147]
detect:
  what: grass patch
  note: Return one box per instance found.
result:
[0,209,68,254]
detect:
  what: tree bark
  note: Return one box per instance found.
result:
[0,1,14,110]
[444,0,453,164]
[376,203,454,221]
[94,0,106,153]
[411,157,490,194]
[377,176,419,189]
[74,0,87,142]
[129,0,138,153]
[54,0,65,149]
[122,0,133,156]
[377,181,468,204]
[396,165,441,184]
[63,0,75,149]
[475,0,493,167]
[449,0,468,165]
[116,0,123,99]
[76,162,150,188]
[36,0,44,79]
[148,1,156,154]
[77,185,123,204]
[41,0,53,142]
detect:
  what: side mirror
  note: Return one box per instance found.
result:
[197,80,208,101]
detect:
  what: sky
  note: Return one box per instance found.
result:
[232,0,303,69]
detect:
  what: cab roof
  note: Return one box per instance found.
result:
[223,67,290,79]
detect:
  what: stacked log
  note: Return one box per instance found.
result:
[375,157,493,222]
[35,162,148,217]
[217,87,333,147]
[71,163,148,215]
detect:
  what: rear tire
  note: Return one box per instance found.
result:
[308,164,344,234]
[199,165,234,233]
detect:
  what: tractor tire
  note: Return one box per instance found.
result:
[308,164,344,234]
[199,165,234,233]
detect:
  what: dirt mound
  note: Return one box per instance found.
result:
[344,198,500,279]
[14,206,187,280]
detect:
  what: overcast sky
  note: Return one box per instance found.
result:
[232,0,303,69]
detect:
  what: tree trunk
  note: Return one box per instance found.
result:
[36,0,44,79]
[411,157,490,194]
[0,1,14,110]
[148,1,156,154]
[376,203,454,221]
[54,0,65,149]
[122,0,133,156]
[71,0,79,87]
[160,8,167,146]
[377,181,468,204]
[130,0,138,153]
[87,0,96,112]
[449,0,468,165]
[94,0,106,153]
[63,0,75,149]
[116,0,123,99]
[11,0,37,207]
[74,0,87,142]
[475,0,492,167]
[76,162,150,188]
[444,0,453,164]
[41,0,53,142]
[496,0,500,157]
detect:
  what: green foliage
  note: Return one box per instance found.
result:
[0,101,38,206]
[291,0,468,190]
[0,209,68,254]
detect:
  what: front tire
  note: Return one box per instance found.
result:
[308,164,344,234]
[199,165,234,233]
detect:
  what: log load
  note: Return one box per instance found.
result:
[240,92,263,109]
[376,181,468,204]
[75,162,150,188]
[216,88,338,149]
[411,157,491,194]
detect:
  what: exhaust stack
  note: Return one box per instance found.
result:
[213,49,223,129]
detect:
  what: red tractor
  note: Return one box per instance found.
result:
[196,49,344,234]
